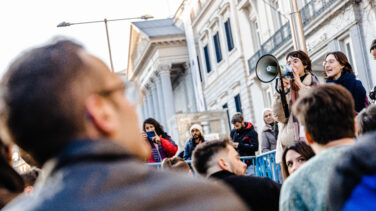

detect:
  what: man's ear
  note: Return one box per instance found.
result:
[217,158,229,171]
[85,95,116,135]
[305,130,313,145]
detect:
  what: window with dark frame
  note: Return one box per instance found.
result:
[224,19,234,51]
[234,94,242,113]
[213,32,223,63]
[203,45,211,73]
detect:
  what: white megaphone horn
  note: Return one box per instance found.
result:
[255,54,293,83]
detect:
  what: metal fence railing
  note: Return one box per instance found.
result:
[146,150,282,183]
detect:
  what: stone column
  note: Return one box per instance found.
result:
[159,64,175,124]
[183,63,197,112]
[155,72,167,128]
[350,24,373,90]
[150,79,161,122]
[145,84,155,119]
[141,101,145,121]
[142,89,148,119]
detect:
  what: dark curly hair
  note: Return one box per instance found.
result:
[143,118,167,137]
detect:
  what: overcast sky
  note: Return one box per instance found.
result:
[0,0,182,76]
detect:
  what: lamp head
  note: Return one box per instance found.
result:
[57,22,72,27]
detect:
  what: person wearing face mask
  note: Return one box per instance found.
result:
[272,50,319,164]
[324,51,368,113]
[281,141,315,179]
[261,108,278,153]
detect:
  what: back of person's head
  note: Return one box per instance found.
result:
[143,118,165,136]
[231,113,244,124]
[161,157,191,174]
[292,84,355,145]
[281,141,315,178]
[325,51,354,74]
[286,50,312,72]
[356,105,376,135]
[0,39,109,165]
[192,139,229,176]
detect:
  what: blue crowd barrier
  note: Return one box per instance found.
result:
[146,150,282,183]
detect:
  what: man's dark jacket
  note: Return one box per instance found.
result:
[4,139,247,211]
[230,122,259,156]
[183,138,205,160]
[210,170,281,211]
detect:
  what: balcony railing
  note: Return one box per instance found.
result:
[248,0,339,73]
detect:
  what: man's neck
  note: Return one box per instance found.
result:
[194,138,202,144]
[310,137,354,154]
[206,167,224,178]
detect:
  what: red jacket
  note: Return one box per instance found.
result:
[147,137,178,163]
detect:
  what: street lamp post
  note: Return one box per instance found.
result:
[57,14,153,72]
[288,0,307,52]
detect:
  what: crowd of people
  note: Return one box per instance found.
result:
[0,38,376,210]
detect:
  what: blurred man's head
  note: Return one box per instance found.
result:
[0,39,150,166]
[192,139,247,177]
[292,84,355,146]
[161,157,191,174]
[231,113,245,131]
[356,104,376,135]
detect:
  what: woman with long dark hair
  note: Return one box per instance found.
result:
[324,51,368,113]
[281,141,315,178]
[142,118,178,163]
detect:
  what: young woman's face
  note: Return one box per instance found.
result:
[324,54,344,80]
[287,56,306,77]
[144,123,155,132]
[285,149,307,175]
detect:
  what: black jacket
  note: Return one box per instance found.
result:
[230,122,259,156]
[210,170,281,211]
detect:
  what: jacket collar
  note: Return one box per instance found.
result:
[41,139,133,179]
[210,170,235,179]
[262,124,273,132]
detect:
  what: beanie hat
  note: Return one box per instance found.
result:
[190,124,204,136]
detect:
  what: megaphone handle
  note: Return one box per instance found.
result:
[275,78,290,119]
[275,78,290,95]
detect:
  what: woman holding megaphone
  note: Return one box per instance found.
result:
[272,50,319,166]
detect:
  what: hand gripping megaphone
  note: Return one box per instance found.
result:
[255,54,293,83]
[255,54,291,119]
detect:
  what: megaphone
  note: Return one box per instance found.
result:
[255,54,293,83]
[255,54,292,119]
